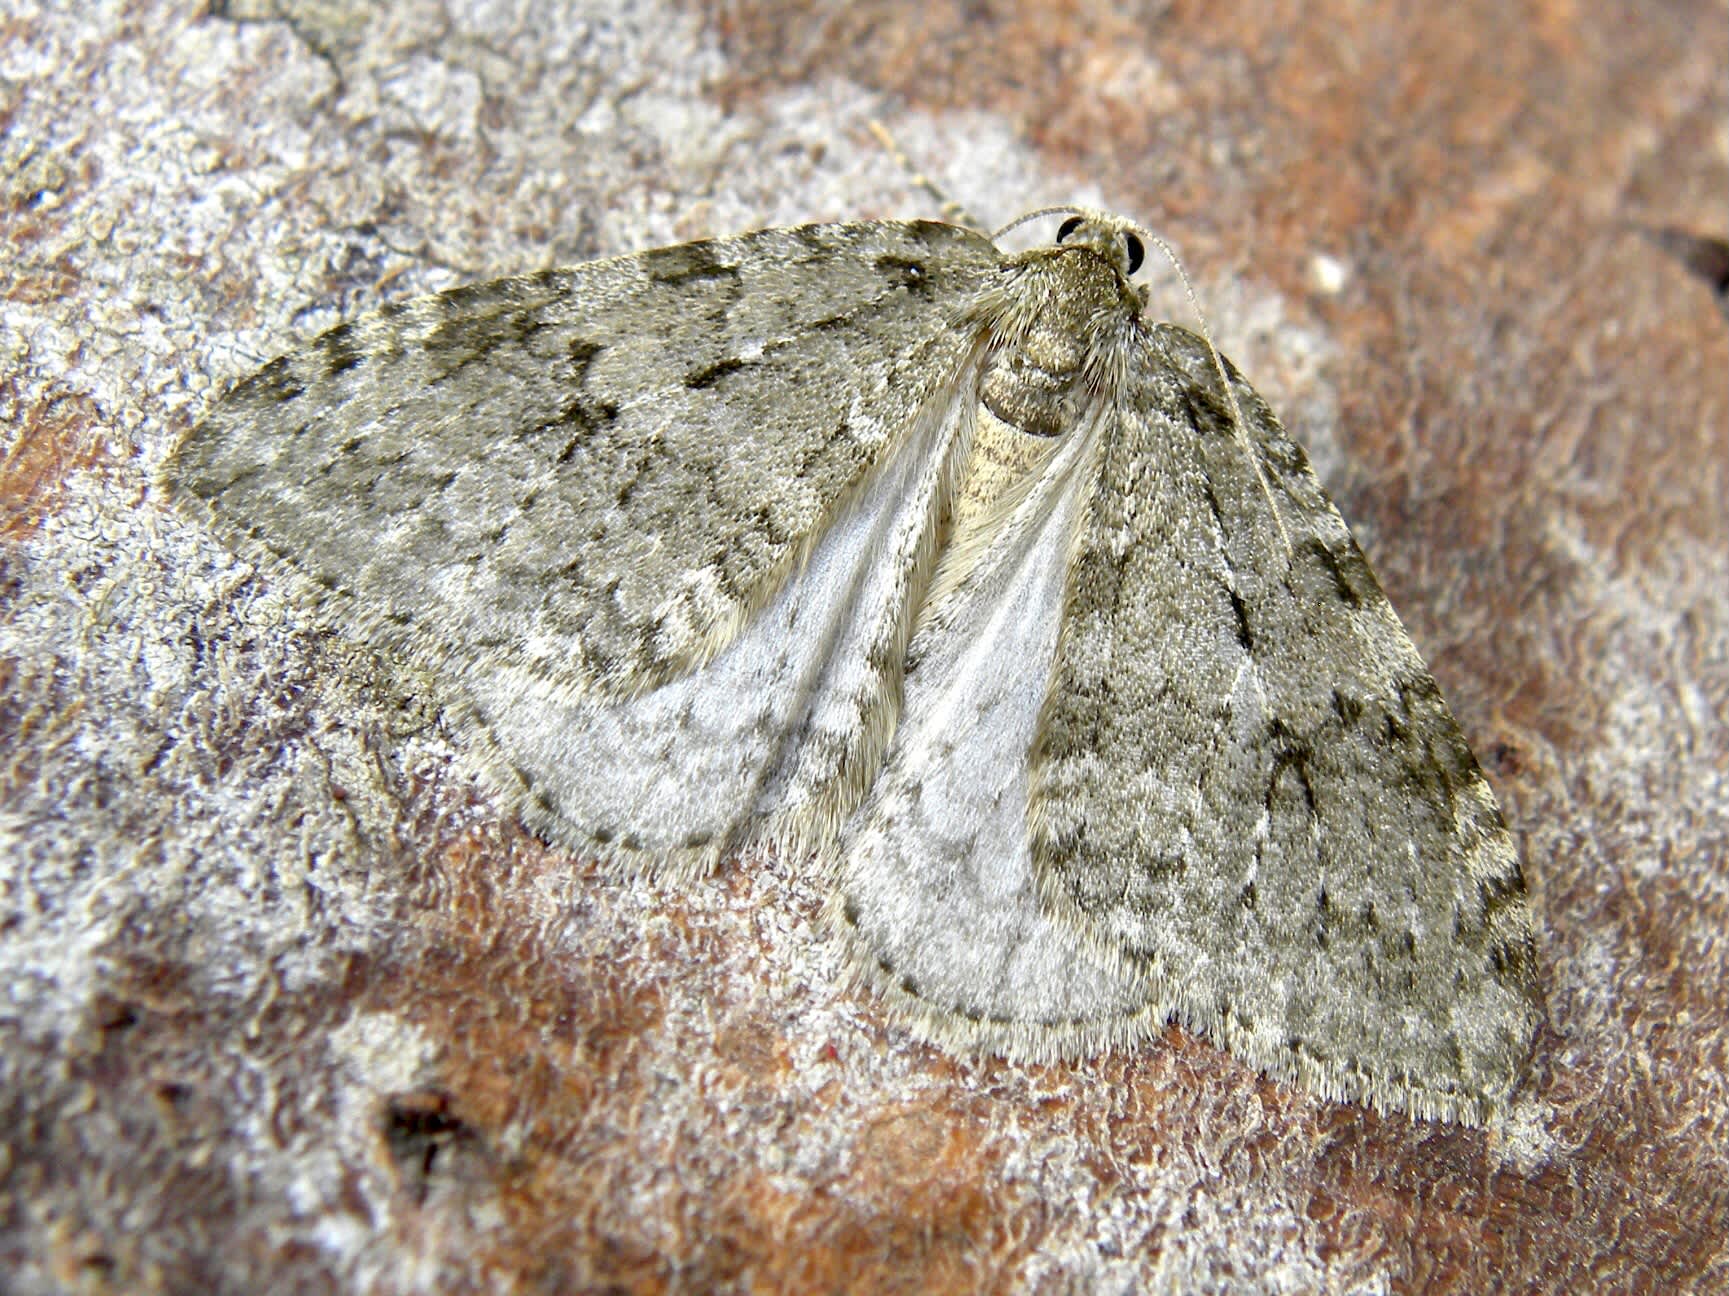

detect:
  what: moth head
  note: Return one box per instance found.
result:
[999,207,1153,311]
[1053,211,1146,282]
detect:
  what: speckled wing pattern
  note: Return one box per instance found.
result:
[167,211,1538,1124]
[1026,324,1538,1123]
[172,222,996,870]
[172,222,997,701]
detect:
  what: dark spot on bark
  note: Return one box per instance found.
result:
[95,999,138,1034]
[382,1090,470,1205]
[156,1082,193,1109]
[1639,225,1729,316]
[1486,740,1525,776]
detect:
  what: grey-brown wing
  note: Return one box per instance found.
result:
[167,220,998,700]
[1030,323,1539,1123]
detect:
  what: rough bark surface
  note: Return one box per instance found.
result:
[2,1,1724,1291]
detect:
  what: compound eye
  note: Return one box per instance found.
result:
[1056,215,1084,243]
[1124,232,1145,275]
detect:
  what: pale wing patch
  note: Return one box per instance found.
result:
[833,403,1155,1037]
[459,361,984,872]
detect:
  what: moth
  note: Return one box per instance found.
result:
[167,209,1539,1123]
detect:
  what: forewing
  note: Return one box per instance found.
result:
[461,360,983,871]
[1030,323,1539,1122]
[167,221,998,699]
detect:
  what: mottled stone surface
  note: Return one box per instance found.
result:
[2,1,1723,1291]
